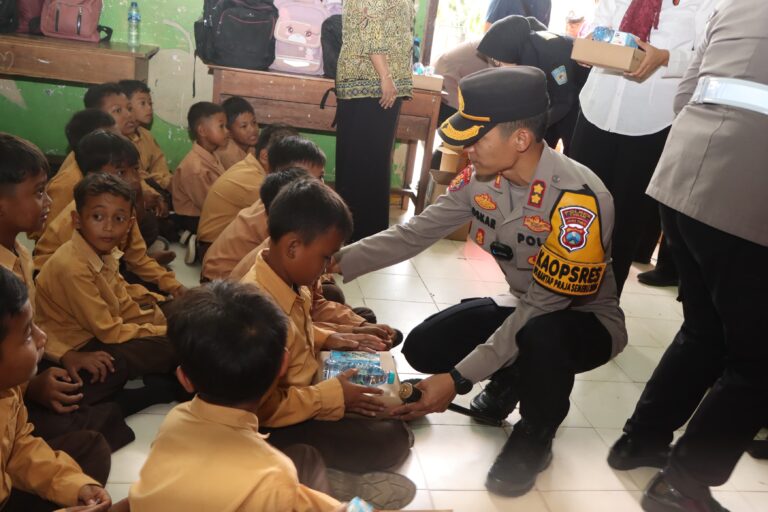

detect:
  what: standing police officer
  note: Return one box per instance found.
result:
[478,15,588,154]
[607,2,768,511]
[332,67,627,496]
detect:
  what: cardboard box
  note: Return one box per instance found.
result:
[571,37,645,73]
[413,73,444,92]
[316,351,403,418]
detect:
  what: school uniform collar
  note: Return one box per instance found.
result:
[191,142,224,169]
[188,395,265,435]
[71,230,124,273]
[252,249,307,315]
[0,241,23,273]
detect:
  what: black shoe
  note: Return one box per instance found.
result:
[326,469,416,510]
[748,439,768,459]
[642,471,729,512]
[638,269,678,287]
[470,366,520,424]
[608,434,670,470]
[485,420,554,497]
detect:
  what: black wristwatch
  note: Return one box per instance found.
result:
[449,368,473,395]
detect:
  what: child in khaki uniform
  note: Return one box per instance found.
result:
[214,96,260,170]
[171,102,230,263]
[240,179,412,474]
[36,173,181,416]
[198,123,298,248]
[0,267,112,512]
[34,131,186,300]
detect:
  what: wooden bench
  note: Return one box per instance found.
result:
[210,65,441,213]
[0,33,158,85]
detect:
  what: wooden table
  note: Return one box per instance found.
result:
[210,65,441,213]
[0,33,158,85]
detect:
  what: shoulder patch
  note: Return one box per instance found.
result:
[532,191,606,296]
[552,65,568,86]
[448,167,472,192]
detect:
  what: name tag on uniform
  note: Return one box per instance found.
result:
[552,65,568,86]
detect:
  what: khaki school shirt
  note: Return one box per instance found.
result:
[38,152,80,240]
[240,250,344,427]
[1,386,98,507]
[0,241,35,308]
[129,397,340,512]
[214,139,255,172]
[201,199,268,281]
[197,154,267,243]
[130,127,172,190]
[34,201,181,295]
[36,230,166,361]
[171,143,226,217]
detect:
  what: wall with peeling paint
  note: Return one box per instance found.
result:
[0,0,428,185]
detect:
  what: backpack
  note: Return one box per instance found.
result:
[0,0,18,33]
[321,14,341,78]
[195,0,278,71]
[17,0,44,33]
[269,0,329,76]
[40,0,112,42]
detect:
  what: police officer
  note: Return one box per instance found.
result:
[478,15,588,154]
[606,2,768,511]
[332,67,627,496]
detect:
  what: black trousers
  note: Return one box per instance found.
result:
[403,298,612,429]
[263,417,412,473]
[335,97,402,242]
[569,111,671,295]
[623,206,768,496]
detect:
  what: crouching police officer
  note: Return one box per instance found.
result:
[331,66,627,496]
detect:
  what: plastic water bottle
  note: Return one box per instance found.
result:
[128,1,141,48]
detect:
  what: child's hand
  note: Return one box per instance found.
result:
[170,285,188,298]
[327,257,341,275]
[25,367,83,413]
[325,333,389,353]
[61,350,116,385]
[338,369,386,417]
[76,484,111,510]
[353,323,395,342]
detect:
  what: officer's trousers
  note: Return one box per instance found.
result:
[403,299,612,429]
[622,206,768,498]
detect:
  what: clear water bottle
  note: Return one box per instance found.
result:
[128,1,141,48]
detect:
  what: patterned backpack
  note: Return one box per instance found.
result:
[269,0,330,75]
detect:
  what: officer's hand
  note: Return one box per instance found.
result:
[25,367,83,413]
[390,373,456,421]
[338,369,386,417]
[325,332,389,352]
[625,38,670,82]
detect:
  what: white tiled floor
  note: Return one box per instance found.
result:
[102,229,768,511]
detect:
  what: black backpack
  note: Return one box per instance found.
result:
[195,0,278,71]
[0,0,18,33]
[321,14,341,78]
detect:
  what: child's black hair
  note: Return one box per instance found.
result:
[267,136,326,172]
[0,267,29,343]
[187,101,225,140]
[74,172,135,214]
[83,82,125,109]
[167,280,289,406]
[221,96,255,127]
[75,130,140,176]
[65,109,116,151]
[0,133,49,195]
[118,79,151,99]
[268,179,352,243]
[255,123,299,158]
[260,167,310,214]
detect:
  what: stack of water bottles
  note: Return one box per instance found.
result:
[322,351,396,387]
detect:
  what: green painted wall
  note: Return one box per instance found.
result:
[0,0,429,185]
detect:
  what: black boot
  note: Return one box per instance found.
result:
[748,439,768,459]
[642,471,729,512]
[637,268,678,287]
[485,420,555,497]
[470,365,520,423]
[608,433,671,470]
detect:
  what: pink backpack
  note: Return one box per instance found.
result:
[270,0,330,75]
[40,0,112,43]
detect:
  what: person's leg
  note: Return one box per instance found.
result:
[402,298,514,374]
[556,104,580,156]
[634,207,662,264]
[3,490,59,512]
[662,212,768,498]
[335,97,402,241]
[637,234,679,287]
[280,444,333,494]
[264,418,412,473]
[609,206,727,470]
[46,430,112,485]
[486,310,612,496]
[568,110,621,191]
